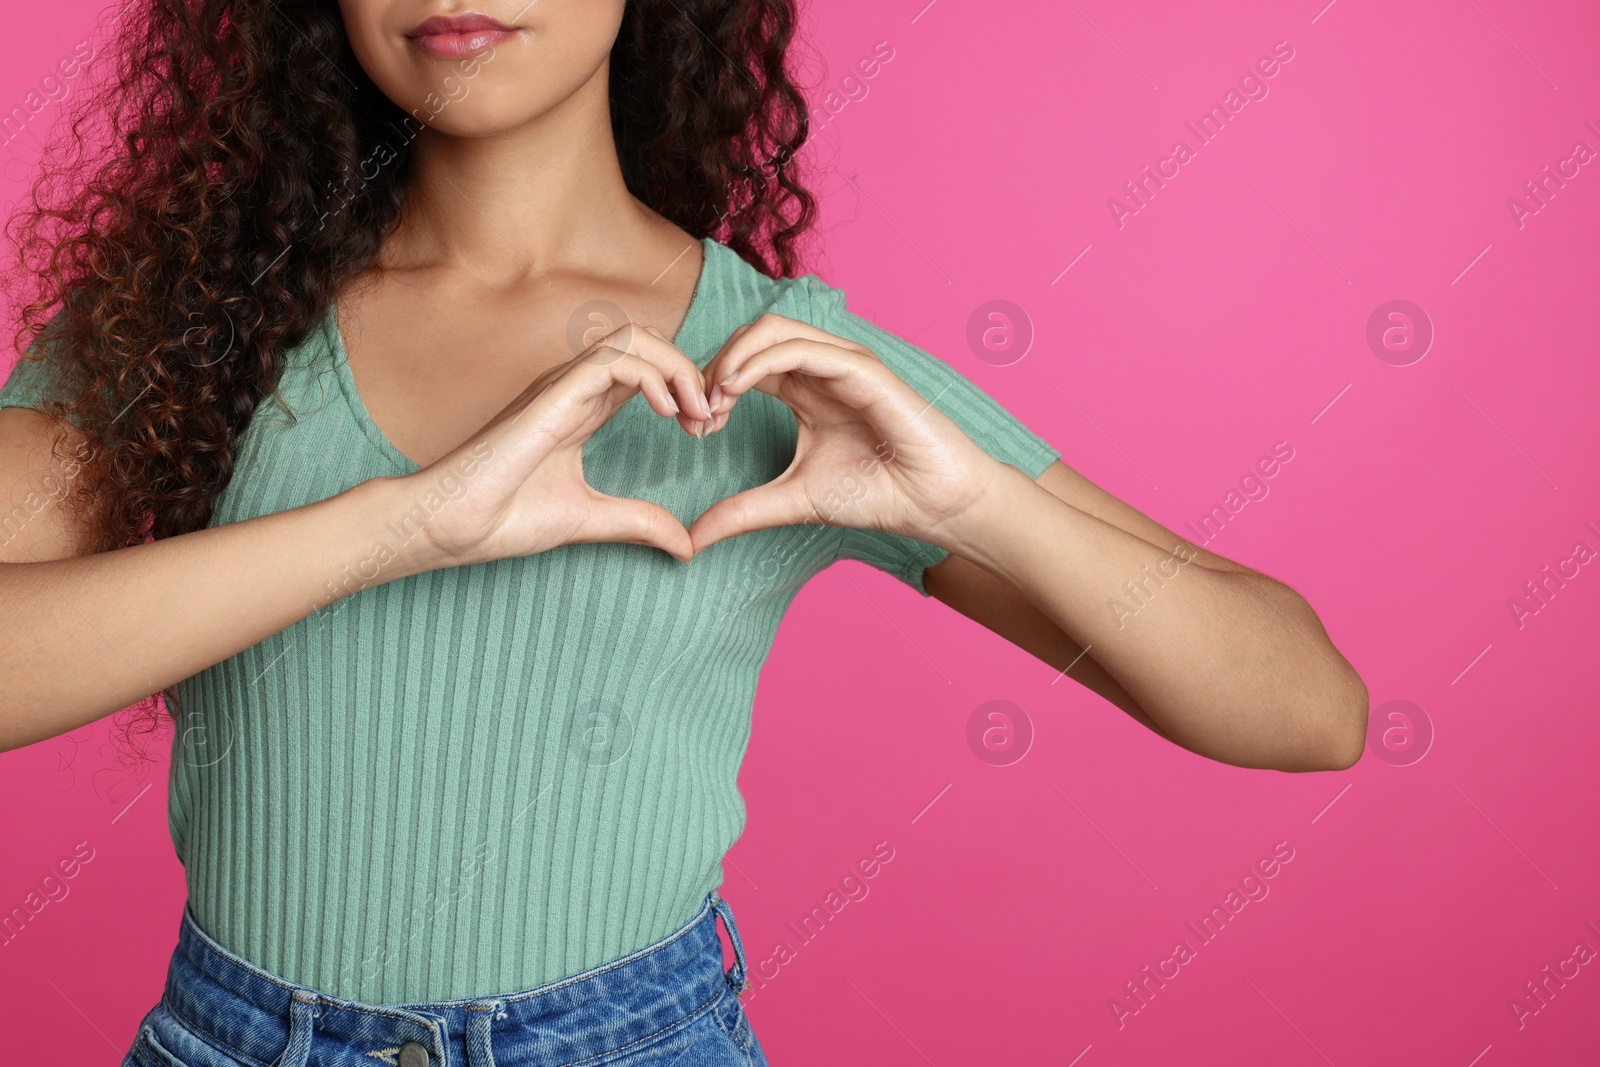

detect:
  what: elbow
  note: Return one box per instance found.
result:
[1252,673,1368,773]
[0,696,23,755]
[1306,672,1370,772]
[1320,726,1365,772]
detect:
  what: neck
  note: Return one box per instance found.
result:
[381,59,653,282]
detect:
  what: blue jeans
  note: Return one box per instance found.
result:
[123,891,769,1067]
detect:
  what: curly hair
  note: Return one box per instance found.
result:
[3,0,816,729]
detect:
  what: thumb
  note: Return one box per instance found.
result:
[577,491,695,562]
[689,476,815,553]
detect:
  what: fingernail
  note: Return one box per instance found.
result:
[708,384,725,410]
[665,395,680,414]
[720,371,739,387]
[692,420,705,440]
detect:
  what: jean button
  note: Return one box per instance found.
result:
[398,1041,430,1067]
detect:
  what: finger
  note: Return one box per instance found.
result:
[595,349,681,420]
[599,348,707,424]
[709,312,867,371]
[688,473,815,553]
[578,490,695,563]
[469,348,698,491]
[633,325,713,439]
[678,413,713,440]
[582,324,709,436]
[586,321,714,423]
[703,313,874,411]
[714,339,889,411]
[503,351,679,455]
[641,325,715,424]
[638,362,683,420]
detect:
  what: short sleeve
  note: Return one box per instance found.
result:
[0,308,81,426]
[805,277,1062,596]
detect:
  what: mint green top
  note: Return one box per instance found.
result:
[1,237,1060,1002]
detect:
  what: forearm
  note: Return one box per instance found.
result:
[0,475,437,751]
[934,462,1368,771]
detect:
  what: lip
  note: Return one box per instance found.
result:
[406,12,518,58]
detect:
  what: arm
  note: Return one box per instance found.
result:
[0,325,717,752]
[0,406,448,750]
[926,459,1368,771]
[690,311,1369,775]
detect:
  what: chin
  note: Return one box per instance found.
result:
[390,79,559,138]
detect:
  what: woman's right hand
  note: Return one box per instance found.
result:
[399,323,717,568]
[0,322,720,747]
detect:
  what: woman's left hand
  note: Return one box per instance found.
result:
[687,313,1006,553]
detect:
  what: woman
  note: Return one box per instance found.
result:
[0,0,1368,1064]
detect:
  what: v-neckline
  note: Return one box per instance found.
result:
[327,236,717,476]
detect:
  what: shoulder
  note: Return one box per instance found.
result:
[704,241,902,353]
[698,237,842,326]
[0,303,85,420]
[696,239,956,376]
[712,244,1064,482]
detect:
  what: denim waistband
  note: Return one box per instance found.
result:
[159,891,752,1067]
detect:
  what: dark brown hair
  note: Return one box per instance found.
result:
[3,0,815,729]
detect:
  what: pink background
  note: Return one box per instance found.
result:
[4,0,1599,1063]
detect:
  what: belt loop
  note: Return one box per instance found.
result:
[279,992,317,1067]
[710,892,750,994]
[465,998,502,1067]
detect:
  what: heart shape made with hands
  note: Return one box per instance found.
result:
[620,313,1000,562]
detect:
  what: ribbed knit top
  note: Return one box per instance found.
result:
[1,236,1060,1002]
